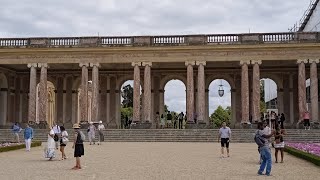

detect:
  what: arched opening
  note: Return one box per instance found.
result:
[0,73,8,126]
[163,79,186,128]
[208,79,231,128]
[36,81,56,127]
[120,80,142,128]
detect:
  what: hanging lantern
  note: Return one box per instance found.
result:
[218,80,224,97]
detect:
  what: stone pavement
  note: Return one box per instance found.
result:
[0,143,319,180]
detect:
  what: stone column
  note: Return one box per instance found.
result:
[310,59,319,122]
[27,63,37,123]
[297,59,308,121]
[132,62,141,122]
[251,60,261,122]
[185,61,195,123]
[142,62,152,122]
[90,63,100,122]
[240,60,250,123]
[196,61,206,123]
[38,63,48,124]
[79,63,89,123]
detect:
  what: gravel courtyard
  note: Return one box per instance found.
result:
[0,142,319,180]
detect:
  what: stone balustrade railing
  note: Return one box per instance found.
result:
[0,32,319,48]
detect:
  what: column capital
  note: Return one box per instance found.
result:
[185,61,195,66]
[90,63,100,67]
[239,60,251,65]
[27,63,38,68]
[195,61,206,66]
[38,63,48,68]
[131,62,141,67]
[309,59,320,64]
[141,62,152,67]
[79,63,89,67]
[297,59,308,64]
[251,60,262,65]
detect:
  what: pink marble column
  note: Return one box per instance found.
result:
[251,60,261,122]
[196,61,206,123]
[90,63,100,122]
[185,61,195,123]
[142,62,152,122]
[297,59,307,121]
[79,63,89,123]
[27,63,37,123]
[310,59,319,122]
[132,62,141,122]
[38,63,48,123]
[240,61,250,123]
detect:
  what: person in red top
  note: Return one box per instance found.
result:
[303,111,310,130]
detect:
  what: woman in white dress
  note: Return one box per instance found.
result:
[46,126,56,160]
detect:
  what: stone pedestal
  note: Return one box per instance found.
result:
[130,122,152,129]
[185,121,207,129]
[27,63,37,124]
[132,62,141,122]
[38,63,48,125]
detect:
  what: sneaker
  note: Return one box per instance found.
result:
[266,174,272,176]
[257,172,264,176]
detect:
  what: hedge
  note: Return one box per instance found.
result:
[285,146,320,166]
[0,141,42,153]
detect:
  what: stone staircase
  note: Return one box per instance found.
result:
[1,129,320,143]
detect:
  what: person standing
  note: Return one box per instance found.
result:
[87,122,96,145]
[59,126,68,160]
[256,122,274,176]
[166,111,172,128]
[52,123,61,150]
[178,112,184,129]
[280,113,285,129]
[274,125,286,163]
[160,114,165,129]
[23,123,33,152]
[12,122,21,143]
[218,122,231,158]
[303,111,311,130]
[154,112,160,129]
[72,124,84,170]
[270,112,276,129]
[97,121,105,145]
[45,126,56,161]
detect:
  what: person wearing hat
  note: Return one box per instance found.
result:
[87,122,96,145]
[72,123,84,170]
[97,121,105,145]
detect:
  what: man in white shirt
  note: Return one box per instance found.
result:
[97,121,105,145]
[218,122,232,158]
[52,124,61,149]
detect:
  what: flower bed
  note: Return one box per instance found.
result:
[0,141,42,153]
[285,143,320,166]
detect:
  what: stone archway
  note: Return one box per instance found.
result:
[0,73,8,126]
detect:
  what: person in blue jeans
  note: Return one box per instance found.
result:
[23,124,33,151]
[257,122,274,176]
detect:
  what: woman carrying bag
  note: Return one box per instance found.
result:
[59,126,69,160]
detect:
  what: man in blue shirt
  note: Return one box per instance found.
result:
[12,122,21,143]
[24,124,33,151]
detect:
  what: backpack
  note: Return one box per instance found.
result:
[254,131,265,147]
[79,131,86,141]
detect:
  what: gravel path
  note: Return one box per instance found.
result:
[0,142,319,180]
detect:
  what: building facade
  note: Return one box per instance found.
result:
[0,32,320,128]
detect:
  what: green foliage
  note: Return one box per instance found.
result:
[260,101,266,113]
[209,106,231,128]
[121,84,133,108]
[0,141,42,153]
[120,107,133,119]
[164,105,169,113]
[284,146,320,166]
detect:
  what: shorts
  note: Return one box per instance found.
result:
[74,144,84,157]
[274,141,285,149]
[304,119,310,127]
[221,138,230,148]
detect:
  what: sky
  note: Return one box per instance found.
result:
[1,0,313,114]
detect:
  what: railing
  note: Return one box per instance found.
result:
[0,32,319,48]
[153,36,185,44]
[207,34,239,43]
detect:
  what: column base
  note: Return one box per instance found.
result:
[30,121,47,129]
[130,122,152,129]
[185,121,208,129]
[240,122,253,129]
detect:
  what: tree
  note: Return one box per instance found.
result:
[121,84,133,108]
[164,105,169,113]
[209,106,231,128]
[260,80,267,113]
[121,106,133,118]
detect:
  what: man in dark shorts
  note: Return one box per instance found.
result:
[218,122,231,158]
